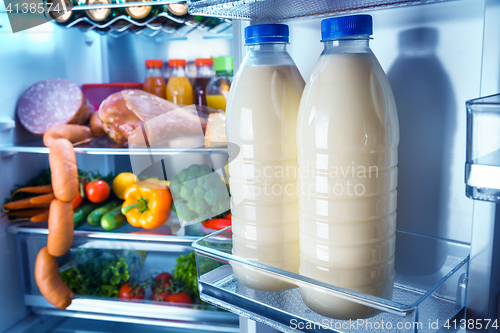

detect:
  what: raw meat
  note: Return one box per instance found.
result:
[17,79,91,135]
[99,90,208,146]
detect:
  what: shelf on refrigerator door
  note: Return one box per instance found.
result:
[0,138,228,155]
[187,0,457,21]
[193,228,471,333]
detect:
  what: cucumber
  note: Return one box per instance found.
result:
[101,206,127,231]
[74,203,98,229]
[87,201,120,227]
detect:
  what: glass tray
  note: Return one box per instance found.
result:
[193,228,470,333]
[187,0,456,21]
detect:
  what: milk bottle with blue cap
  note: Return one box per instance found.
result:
[226,24,305,291]
[297,15,399,319]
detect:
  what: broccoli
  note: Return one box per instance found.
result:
[170,164,230,223]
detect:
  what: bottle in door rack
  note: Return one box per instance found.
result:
[297,15,399,319]
[226,24,305,291]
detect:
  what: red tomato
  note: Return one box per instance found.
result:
[85,180,110,203]
[72,191,83,209]
[153,290,171,302]
[153,272,173,291]
[119,282,145,300]
[165,292,192,304]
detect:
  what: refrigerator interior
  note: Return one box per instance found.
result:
[0,0,499,331]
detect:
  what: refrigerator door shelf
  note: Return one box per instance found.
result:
[186,0,457,21]
[193,227,470,333]
[9,223,239,330]
[466,93,500,203]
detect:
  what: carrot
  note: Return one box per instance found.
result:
[43,124,93,148]
[7,208,48,218]
[31,210,50,222]
[30,193,55,205]
[34,247,73,309]
[2,197,50,211]
[12,185,52,196]
[47,199,74,257]
[49,139,78,203]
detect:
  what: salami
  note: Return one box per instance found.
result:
[17,79,91,135]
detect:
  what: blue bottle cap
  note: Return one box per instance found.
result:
[321,15,373,40]
[245,24,289,44]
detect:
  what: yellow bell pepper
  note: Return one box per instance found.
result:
[121,182,172,229]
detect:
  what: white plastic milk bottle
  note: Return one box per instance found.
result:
[226,24,305,291]
[297,15,399,319]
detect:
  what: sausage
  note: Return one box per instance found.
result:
[34,247,73,309]
[47,199,74,257]
[43,124,93,148]
[89,112,106,138]
[49,139,78,202]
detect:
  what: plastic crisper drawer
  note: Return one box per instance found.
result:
[193,228,470,333]
[10,224,238,331]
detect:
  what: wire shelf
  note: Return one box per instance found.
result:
[186,0,457,21]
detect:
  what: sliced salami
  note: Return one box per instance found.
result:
[17,78,91,135]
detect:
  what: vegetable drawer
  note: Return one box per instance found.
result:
[8,221,238,331]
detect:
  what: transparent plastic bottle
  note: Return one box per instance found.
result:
[297,15,399,319]
[143,59,166,99]
[166,59,194,105]
[206,56,233,112]
[193,58,215,107]
[226,24,305,291]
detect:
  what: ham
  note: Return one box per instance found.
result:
[17,79,91,135]
[99,89,208,147]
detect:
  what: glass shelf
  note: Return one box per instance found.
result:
[193,228,470,333]
[0,138,228,155]
[187,0,455,21]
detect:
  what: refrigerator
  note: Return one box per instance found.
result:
[0,0,499,332]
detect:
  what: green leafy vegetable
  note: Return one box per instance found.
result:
[172,251,223,304]
[60,249,142,298]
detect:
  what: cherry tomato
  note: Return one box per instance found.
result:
[152,272,173,292]
[153,290,171,302]
[119,282,145,300]
[165,292,192,304]
[85,180,110,203]
[72,191,83,209]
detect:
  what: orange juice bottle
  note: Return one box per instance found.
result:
[143,59,166,99]
[166,59,194,105]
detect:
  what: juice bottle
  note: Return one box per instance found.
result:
[206,56,233,112]
[297,15,399,319]
[226,24,305,291]
[166,59,194,105]
[143,59,166,99]
[193,58,215,107]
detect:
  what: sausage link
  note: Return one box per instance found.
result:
[47,199,74,257]
[49,139,78,202]
[34,247,73,309]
